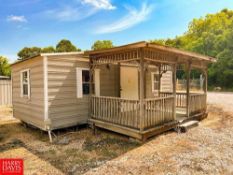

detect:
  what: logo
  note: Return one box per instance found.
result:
[0,159,23,175]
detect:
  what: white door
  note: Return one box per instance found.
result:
[94,69,100,96]
[120,67,139,100]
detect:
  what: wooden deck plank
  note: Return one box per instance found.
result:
[89,118,142,140]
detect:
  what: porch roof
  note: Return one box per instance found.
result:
[85,41,216,63]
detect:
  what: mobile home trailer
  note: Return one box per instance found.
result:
[11,41,215,141]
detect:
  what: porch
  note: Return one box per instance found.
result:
[85,41,214,141]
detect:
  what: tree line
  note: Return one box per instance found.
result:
[150,9,233,90]
[0,40,113,77]
[18,39,80,60]
[1,9,233,90]
[16,39,114,60]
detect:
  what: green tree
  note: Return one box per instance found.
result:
[0,56,11,76]
[42,46,55,53]
[151,9,233,89]
[91,40,114,50]
[17,47,41,60]
[17,39,80,59]
[56,39,80,52]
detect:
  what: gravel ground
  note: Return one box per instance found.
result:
[85,92,233,175]
[0,107,139,175]
[0,107,13,121]
[1,92,233,175]
[207,92,233,112]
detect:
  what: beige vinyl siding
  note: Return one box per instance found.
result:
[47,55,89,129]
[145,67,173,97]
[11,56,45,129]
[97,64,171,99]
[99,64,120,97]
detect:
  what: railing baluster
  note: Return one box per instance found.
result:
[90,96,178,130]
[93,97,95,118]
[112,99,115,124]
[188,93,206,115]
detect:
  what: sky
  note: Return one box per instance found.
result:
[1,0,233,62]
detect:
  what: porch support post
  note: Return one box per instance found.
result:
[118,63,121,97]
[186,62,191,117]
[204,69,208,110]
[158,64,161,97]
[90,58,95,96]
[172,64,177,120]
[139,48,145,132]
[204,69,208,94]
[89,58,94,118]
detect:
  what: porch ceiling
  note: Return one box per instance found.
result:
[84,41,216,67]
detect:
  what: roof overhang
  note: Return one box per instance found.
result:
[0,76,10,80]
[85,41,216,63]
[11,51,85,66]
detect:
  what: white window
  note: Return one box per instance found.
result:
[76,68,91,98]
[76,68,100,98]
[21,69,30,98]
[151,72,159,92]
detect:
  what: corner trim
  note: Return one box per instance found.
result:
[43,56,48,120]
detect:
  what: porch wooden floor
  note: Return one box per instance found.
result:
[90,118,178,141]
[90,94,207,141]
[91,109,207,141]
[176,107,187,122]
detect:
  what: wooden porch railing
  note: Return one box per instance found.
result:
[144,96,174,129]
[91,96,175,130]
[91,96,140,129]
[176,92,187,108]
[161,92,207,116]
[160,92,187,108]
[189,93,207,115]
[91,93,206,131]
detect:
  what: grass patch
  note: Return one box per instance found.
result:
[0,115,140,174]
[0,139,24,152]
[84,136,139,152]
[84,136,140,160]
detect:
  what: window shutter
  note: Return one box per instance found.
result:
[94,69,100,96]
[76,68,83,98]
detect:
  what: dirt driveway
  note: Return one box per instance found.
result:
[85,92,233,175]
[0,92,233,175]
[0,108,139,175]
[207,92,233,112]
